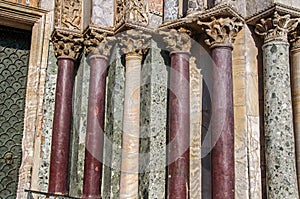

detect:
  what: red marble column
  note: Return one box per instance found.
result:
[168,51,190,199]
[211,45,234,199]
[82,55,107,199]
[48,56,75,194]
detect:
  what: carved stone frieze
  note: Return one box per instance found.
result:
[117,29,151,56]
[54,0,82,31]
[161,28,192,52]
[52,30,84,59]
[84,29,116,57]
[115,0,149,27]
[255,12,300,43]
[187,0,205,15]
[198,17,243,47]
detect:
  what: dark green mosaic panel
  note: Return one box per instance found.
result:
[0,26,31,199]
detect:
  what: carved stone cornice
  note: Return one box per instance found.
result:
[290,29,300,51]
[51,29,84,59]
[198,17,243,47]
[117,29,151,56]
[255,12,299,43]
[160,28,192,52]
[54,0,82,31]
[84,29,116,57]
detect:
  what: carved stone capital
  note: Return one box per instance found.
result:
[161,28,192,52]
[84,29,116,57]
[255,12,300,43]
[52,30,84,59]
[290,29,300,51]
[54,0,82,31]
[198,17,243,47]
[117,29,151,56]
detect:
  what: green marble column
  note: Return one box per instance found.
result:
[255,12,299,198]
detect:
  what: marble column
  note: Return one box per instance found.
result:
[198,17,243,199]
[82,55,107,199]
[48,31,83,195]
[82,32,114,199]
[290,31,300,191]
[118,30,151,199]
[255,12,299,198]
[162,28,191,199]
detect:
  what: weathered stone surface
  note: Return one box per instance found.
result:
[244,26,262,199]
[102,45,125,199]
[189,56,202,199]
[92,0,114,26]
[69,56,89,197]
[291,39,300,192]
[232,28,249,199]
[163,0,178,21]
[263,41,299,198]
[139,41,168,199]
[38,43,57,193]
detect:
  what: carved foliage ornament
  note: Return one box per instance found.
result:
[161,28,192,52]
[118,29,151,56]
[290,29,300,50]
[54,0,82,31]
[198,17,243,47]
[52,30,83,59]
[255,12,300,43]
[84,30,116,57]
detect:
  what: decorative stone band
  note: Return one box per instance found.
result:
[84,29,116,57]
[255,12,300,44]
[160,28,192,53]
[117,29,151,57]
[51,29,84,60]
[198,16,243,48]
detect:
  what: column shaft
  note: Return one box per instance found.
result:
[82,55,107,198]
[168,51,190,199]
[119,53,142,199]
[291,45,300,190]
[263,41,299,198]
[211,46,234,199]
[48,57,75,194]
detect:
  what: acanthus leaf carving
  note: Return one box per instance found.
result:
[198,17,243,47]
[255,12,300,43]
[54,0,82,31]
[52,30,84,59]
[161,28,192,52]
[117,29,151,56]
[290,29,300,50]
[84,29,116,57]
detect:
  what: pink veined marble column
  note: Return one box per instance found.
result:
[211,45,234,199]
[168,51,190,199]
[119,52,142,199]
[48,56,75,195]
[82,55,108,199]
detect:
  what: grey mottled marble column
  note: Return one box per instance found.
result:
[255,13,299,198]
[163,0,178,22]
[262,40,299,198]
